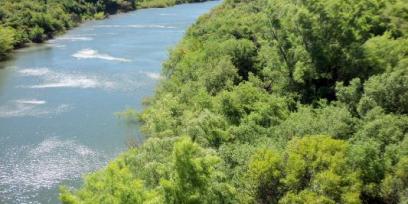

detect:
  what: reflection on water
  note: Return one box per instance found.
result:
[0,1,220,203]
[0,137,109,203]
[0,67,11,95]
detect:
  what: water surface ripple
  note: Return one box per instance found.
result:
[0,1,219,203]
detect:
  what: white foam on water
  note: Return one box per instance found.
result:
[0,102,37,118]
[15,99,47,105]
[0,137,108,203]
[80,34,97,36]
[94,25,120,28]
[72,49,131,62]
[56,36,93,41]
[104,32,118,35]
[19,67,116,89]
[159,13,176,16]
[17,67,145,92]
[0,100,70,118]
[48,44,66,48]
[94,24,176,29]
[128,25,176,29]
[19,68,50,76]
[29,77,101,89]
[142,71,162,80]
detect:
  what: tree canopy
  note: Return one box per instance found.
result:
[61,0,408,203]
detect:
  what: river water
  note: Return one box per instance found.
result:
[0,1,219,203]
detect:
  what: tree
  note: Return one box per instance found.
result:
[186,110,230,148]
[249,136,362,204]
[363,34,408,73]
[60,155,156,204]
[30,26,45,43]
[336,78,363,114]
[363,67,408,114]
[264,0,395,102]
[57,0,408,203]
[0,26,15,59]
[273,104,356,143]
[351,109,408,203]
[160,137,237,204]
[248,148,283,204]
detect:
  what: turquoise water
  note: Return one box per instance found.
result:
[0,1,219,203]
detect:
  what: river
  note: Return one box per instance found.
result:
[0,1,219,203]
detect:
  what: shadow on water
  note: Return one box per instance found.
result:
[0,58,14,95]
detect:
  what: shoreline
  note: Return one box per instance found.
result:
[0,0,214,62]
[0,1,221,203]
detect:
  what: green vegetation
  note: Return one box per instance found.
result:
[0,0,207,60]
[61,0,408,203]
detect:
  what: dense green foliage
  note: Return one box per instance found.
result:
[0,0,136,58]
[61,0,408,203]
[0,0,207,60]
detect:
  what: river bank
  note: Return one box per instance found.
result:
[62,0,408,203]
[0,1,220,203]
[0,0,211,61]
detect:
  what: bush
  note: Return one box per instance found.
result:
[0,26,15,59]
[363,68,408,114]
[29,26,45,43]
[93,12,106,20]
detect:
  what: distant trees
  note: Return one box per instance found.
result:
[0,0,197,60]
[0,0,78,50]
